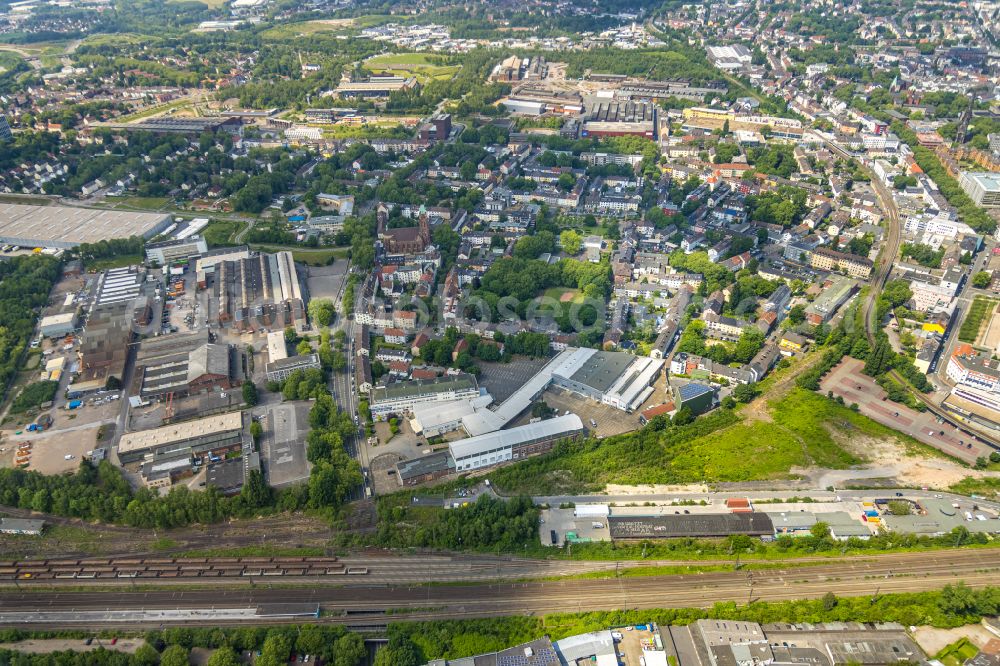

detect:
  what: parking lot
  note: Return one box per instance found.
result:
[260,402,311,487]
[821,357,991,464]
[478,358,544,403]
[305,261,349,302]
[539,507,611,546]
[528,387,642,438]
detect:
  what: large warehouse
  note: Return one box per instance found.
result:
[118,411,246,464]
[0,204,172,249]
[449,414,584,472]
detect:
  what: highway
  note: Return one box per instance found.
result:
[0,548,996,628]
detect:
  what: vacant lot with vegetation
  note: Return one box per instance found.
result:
[490,388,875,495]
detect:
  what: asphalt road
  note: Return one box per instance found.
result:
[1,548,996,628]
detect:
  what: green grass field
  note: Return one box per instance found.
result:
[540,287,584,303]
[365,52,462,83]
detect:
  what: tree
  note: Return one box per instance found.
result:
[810,522,830,539]
[672,406,694,425]
[250,420,263,442]
[206,647,241,666]
[159,645,190,666]
[973,271,993,289]
[284,326,297,343]
[788,304,806,325]
[560,229,583,255]
[882,279,913,308]
[132,644,161,666]
[308,298,336,327]
[821,591,838,611]
[297,339,313,356]
[240,469,272,508]
[732,382,760,403]
[990,451,1000,463]
[242,381,259,407]
[334,634,367,666]
[863,338,893,377]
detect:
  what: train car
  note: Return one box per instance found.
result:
[346,567,369,575]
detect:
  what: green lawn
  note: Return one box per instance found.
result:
[950,476,1000,499]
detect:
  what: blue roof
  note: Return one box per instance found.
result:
[679,382,714,400]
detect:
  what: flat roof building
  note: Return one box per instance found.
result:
[960,171,1000,208]
[370,373,479,420]
[39,312,77,339]
[146,237,209,266]
[0,204,171,249]
[609,513,774,539]
[450,413,584,472]
[0,518,44,535]
[265,353,321,382]
[118,411,246,464]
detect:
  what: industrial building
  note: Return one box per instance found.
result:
[394,451,456,486]
[582,101,657,138]
[617,79,728,102]
[0,203,171,249]
[107,117,243,135]
[213,251,305,332]
[804,276,858,325]
[71,267,152,395]
[549,349,664,412]
[145,236,209,266]
[609,513,774,539]
[134,331,240,399]
[118,411,247,465]
[369,373,480,420]
[0,518,44,535]
[38,312,77,339]
[333,76,418,99]
[449,414,584,472]
[266,354,321,382]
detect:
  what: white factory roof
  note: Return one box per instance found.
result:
[119,412,243,455]
[449,413,583,461]
[40,312,76,327]
[410,394,494,434]
[0,204,169,248]
[266,330,288,363]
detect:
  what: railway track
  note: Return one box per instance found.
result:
[0,556,367,582]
